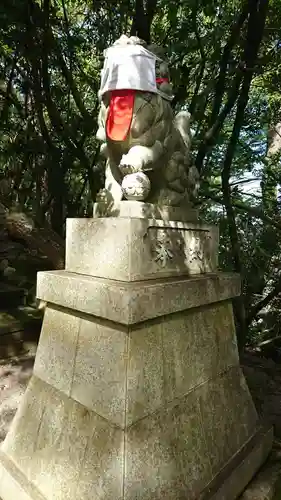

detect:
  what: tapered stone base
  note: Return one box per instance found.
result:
[0,382,273,500]
[0,274,272,499]
[0,214,273,499]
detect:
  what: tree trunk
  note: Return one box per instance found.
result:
[48,161,65,237]
[261,121,281,212]
[245,120,281,325]
[130,0,157,43]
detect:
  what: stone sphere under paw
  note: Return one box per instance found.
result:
[122,172,151,201]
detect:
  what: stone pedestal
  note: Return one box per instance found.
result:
[0,205,273,500]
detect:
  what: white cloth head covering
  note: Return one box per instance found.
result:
[98,41,173,101]
[99,44,158,97]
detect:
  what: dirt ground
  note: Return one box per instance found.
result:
[241,351,281,438]
[0,351,34,443]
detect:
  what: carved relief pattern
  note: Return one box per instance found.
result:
[147,227,213,268]
[154,240,174,267]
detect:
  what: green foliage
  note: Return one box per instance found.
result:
[0,0,281,349]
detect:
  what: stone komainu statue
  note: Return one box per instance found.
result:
[96,35,199,207]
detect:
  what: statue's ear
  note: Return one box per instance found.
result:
[130,36,147,47]
[147,44,166,59]
[158,82,173,96]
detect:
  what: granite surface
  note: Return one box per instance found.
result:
[0,216,273,499]
[0,292,272,499]
[65,217,219,281]
[34,300,241,429]
[93,200,199,222]
[36,270,241,325]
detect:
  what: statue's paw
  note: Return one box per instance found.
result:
[119,162,134,176]
[120,154,144,175]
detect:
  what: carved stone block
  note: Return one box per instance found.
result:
[65,216,219,281]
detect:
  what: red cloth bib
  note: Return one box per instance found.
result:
[106,79,170,141]
[156,77,169,85]
[106,89,135,141]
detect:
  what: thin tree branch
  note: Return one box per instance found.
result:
[205,194,281,231]
[210,2,249,124]
[195,72,243,172]
[221,0,269,273]
[194,0,252,173]
[247,276,281,325]
[189,1,206,115]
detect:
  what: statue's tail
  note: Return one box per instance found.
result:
[174,111,191,150]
